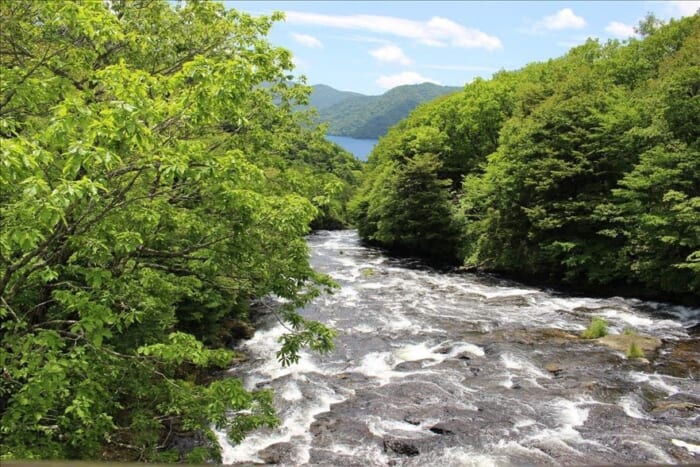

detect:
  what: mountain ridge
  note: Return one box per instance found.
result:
[309,82,461,139]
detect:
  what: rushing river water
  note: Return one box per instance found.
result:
[218,230,700,466]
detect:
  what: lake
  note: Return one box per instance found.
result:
[326,135,378,161]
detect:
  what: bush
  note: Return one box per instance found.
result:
[627,341,645,359]
[581,317,608,339]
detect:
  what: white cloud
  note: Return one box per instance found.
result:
[376,71,441,89]
[291,33,323,48]
[369,45,413,65]
[284,11,502,50]
[535,8,586,31]
[605,21,637,38]
[671,1,700,16]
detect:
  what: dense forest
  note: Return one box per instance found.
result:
[351,14,699,303]
[0,0,360,462]
[313,83,460,139]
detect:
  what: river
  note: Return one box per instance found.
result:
[218,230,700,465]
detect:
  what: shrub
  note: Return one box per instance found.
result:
[627,341,645,359]
[581,316,608,339]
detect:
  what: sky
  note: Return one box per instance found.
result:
[226,1,699,95]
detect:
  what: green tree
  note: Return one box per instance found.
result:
[372,153,460,261]
[1,0,337,461]
[602,25,700,295]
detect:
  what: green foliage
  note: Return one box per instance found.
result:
[581,317,609,339]
[0,0,347,462]
[361,268,376,278]
[626,341,645,359]
[352,14,699,301]
[316,83,461,139]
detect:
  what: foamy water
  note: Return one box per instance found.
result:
[218,230,700,465]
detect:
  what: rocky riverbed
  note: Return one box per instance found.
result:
[217,230,699,466]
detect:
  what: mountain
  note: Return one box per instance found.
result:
[308,84,363,111]
[309,83,461,139]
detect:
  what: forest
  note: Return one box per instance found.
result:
[351,13,699,303]
[0,0,359,462]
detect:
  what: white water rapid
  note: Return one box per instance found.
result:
[218,230,699,466]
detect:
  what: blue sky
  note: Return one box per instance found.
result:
[227,1,699,95]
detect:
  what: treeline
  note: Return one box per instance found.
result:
[1,0,359,462]
[351,14,699,302]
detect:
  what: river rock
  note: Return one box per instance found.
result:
[383,437,419,456]
[653,338,700,378]
[541,328,579,340]
[394,360,428,371]
[596,334,662,354]
[544,363,564,376]
[428,423,455,435]
[651,400,700,413]
[257,442,296,464]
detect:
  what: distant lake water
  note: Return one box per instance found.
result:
[326,135,378,161]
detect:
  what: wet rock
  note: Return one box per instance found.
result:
[257,442,295,464]
[383,437,419,456]
[334,372,371,384]
[581,380,598,390]
[651,400,700,413]
[541,328,575,338]
[669,442,700,463]
[654,338,700,378]
[310,411,380,451]
[394,360,427,371]
[254,380,272,390]
[485,295,531,307]
[597,334,662,354]
[403,415,421,425]
[541,328,579,341]
[429,423,454,435]
[545,363,563,376]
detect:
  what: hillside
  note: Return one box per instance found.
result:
[308,84,363,111]
[310,83,461,139]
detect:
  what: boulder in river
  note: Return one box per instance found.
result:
[257,442,296,464]
[545,363,564,376]
[429,423,455,435]
[383,437,419,456]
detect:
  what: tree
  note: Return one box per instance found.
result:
[1,1,336,461]
[372,153,460,261]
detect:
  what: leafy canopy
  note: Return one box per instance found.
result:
[1,0,353,461]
